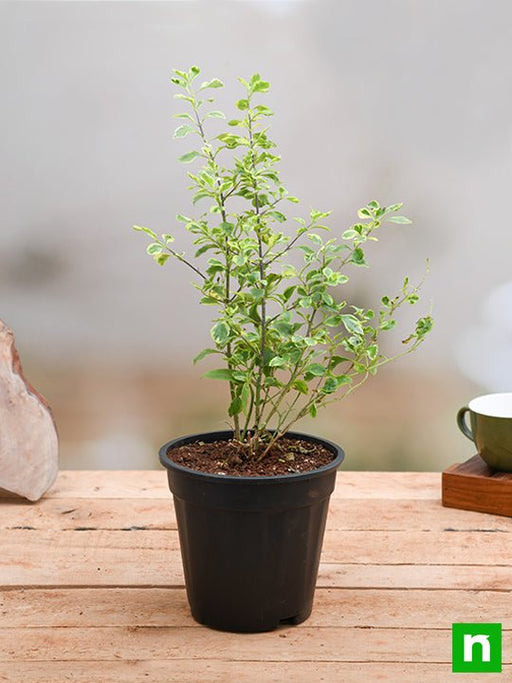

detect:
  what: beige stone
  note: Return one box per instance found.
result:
[0,320,58,501]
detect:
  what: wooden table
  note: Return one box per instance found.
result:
[1,470,511,681]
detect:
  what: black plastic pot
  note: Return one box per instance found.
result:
[159,430,344,633]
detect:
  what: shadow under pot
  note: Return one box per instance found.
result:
[159,430,344,633]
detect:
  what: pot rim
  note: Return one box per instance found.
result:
[159,429,344,484]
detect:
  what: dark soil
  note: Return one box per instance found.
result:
[168,436,336,477]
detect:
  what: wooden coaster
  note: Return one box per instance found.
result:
[442,455,512,517]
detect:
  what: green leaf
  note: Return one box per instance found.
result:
[322,377,338,394]
[273,320,294,336]
[292,379,308,394]
[155,253,170,266]
[173,94,195,104]
[269,356,286,368]
[255,104,273,115]
[133,225,158,240]
[367,344,378,360]
[309,403,317,418]
[194,244,216,258]
[207,258,225,275]
[216,133,247,148]
[228,396,243,416]
[305,364,325,377]
[416,316,434,337]
[264,376,284,388]
[282,286,296,302]
[341,314,364,336]
[268,210,286,223]
[329,355,350,369]
[282,265,297,278]
[253,80,270,93]
[387,216,412,224]
[193,348,219,364]
[310,210,331,222]
[178,151,200,163]
[146,243,162,255]
[241,383,250,414]
[324,315,342,327]
[199,78,224,90]
[204,368,234,380]
[358,207,372,218]
[207,110,225,119]
[308,233,323,245]
[173,124,195,139]
[380,320,397,331]
[211,321,229,345]
[192,190,212,204]
[172,112,194,121]
[219,221,234,234]
[351,247,366,266]
[236,99,249,111]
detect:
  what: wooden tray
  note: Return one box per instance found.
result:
[442,455,512,517]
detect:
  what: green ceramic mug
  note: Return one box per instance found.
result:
[457,392,512,471]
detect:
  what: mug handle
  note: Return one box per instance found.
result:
[457,406,474,442]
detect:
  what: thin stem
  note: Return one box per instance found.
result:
[263,220,314,267]
[246,105,266,433]
[189,85,241,438]
[165,246,207,280]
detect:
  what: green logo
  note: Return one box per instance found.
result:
[452,623,502,673]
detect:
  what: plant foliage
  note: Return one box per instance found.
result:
[134,66,433,458]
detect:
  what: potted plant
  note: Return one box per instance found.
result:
[134,66,432,632]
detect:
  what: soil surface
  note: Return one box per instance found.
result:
[168,436,336,476]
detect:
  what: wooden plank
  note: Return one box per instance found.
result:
[30,471,442,500]
[333,471,441,499]
[2,527,512,587]
[0,625,466,663]
[3,497,511,533]
[2,558,511,591]
[327,499,512,532]
[321,529,512,565]
[0,660,494,683]
[0,529,183,587]
[0,498,175,531]
[2,587,512,629]
[318,563,512,590]
[39,471,169,499]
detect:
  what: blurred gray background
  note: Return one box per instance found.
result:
[2,0,510,470]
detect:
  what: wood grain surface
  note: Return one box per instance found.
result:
[1,470,511,681]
